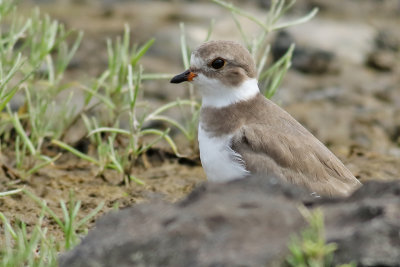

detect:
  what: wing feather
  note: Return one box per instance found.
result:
[231,121,361,197]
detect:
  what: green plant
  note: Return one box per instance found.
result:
[0,0,83,178]
[8,106,61,179]
[0,0,31,112]
[0,189,103,267]
[285,207,355,267]
[0,211,58,267]
[213,0,318,98]
[1,1,195,182]
[14,8,83,142]
[23,189,104,250]
[0,188,22,197]
[51,24,199,184]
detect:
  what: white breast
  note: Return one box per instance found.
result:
[198,125,249,182]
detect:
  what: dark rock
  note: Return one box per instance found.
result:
[73,137,91,154]
[272,31,337,74]
[256,0,271,9]
[271,31,294,60]
[324,181,400,266]
[375,30,400,52]
[59,177,400,267]
[366,50,396,72]
[366,30,400,72]
[59,176,309,267]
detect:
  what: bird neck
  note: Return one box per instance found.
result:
[200,78,260,108]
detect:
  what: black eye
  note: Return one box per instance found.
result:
[211,58,225,69]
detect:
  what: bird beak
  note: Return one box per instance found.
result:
[170,70,197,84]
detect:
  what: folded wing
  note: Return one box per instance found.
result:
[231,118,361,197]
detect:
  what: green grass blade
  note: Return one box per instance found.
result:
[179,23,190,69]
[272,7,319,31]
[212,0,269,31]
[76,201,104,228]
[10,112,36,155]
[147,99,199,118]
[204,19,215,42]
[128,174,145,185]
[22,189,64,228]
[140,128,181,156]
[137,128,169,155]
[60,201,70,229]
[131,38,155,67]
[0,53,23,88]
[0,188,23,197]
[231,12,250,48]
[80,84,116,109]
[257,44,270,77]
[88,127,130,136]
[51,139,100,165]
[27,154,61,175]
[259,43,294,81]
[64,30,83,70]
[148,115,191,140]
[107,137,124,173]
[0,212,17,239]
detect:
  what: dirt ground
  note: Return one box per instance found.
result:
[1,0,400,245]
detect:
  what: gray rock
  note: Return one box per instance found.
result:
[375,30,400,52]
[59,176,309,267]
[366,50,396,72]
[324,181,400,266]
[272,31,337,74]
[59,177,400,267]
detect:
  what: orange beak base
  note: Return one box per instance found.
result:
[170,70,197,84]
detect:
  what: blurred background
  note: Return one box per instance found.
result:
[17,0,400,180]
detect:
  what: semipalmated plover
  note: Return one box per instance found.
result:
[171,40,361,197]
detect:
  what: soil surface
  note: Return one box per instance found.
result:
[1,0,400,247]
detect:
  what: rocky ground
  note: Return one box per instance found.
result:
[1,0,400,265]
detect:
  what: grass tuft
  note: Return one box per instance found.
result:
[0,189,103,267]
[285,207,355,267]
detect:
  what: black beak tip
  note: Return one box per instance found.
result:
[170,76,183,84]
[170,70,191,84]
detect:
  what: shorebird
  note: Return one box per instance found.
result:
[170,40,361,197]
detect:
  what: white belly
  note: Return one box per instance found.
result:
[198,126,249,182]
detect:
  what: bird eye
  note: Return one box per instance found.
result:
[211,58,225,69]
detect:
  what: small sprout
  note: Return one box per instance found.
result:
[285,207,356,267]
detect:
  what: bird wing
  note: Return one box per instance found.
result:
[230,118,361,197]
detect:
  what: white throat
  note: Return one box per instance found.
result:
[194,76,260,108]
